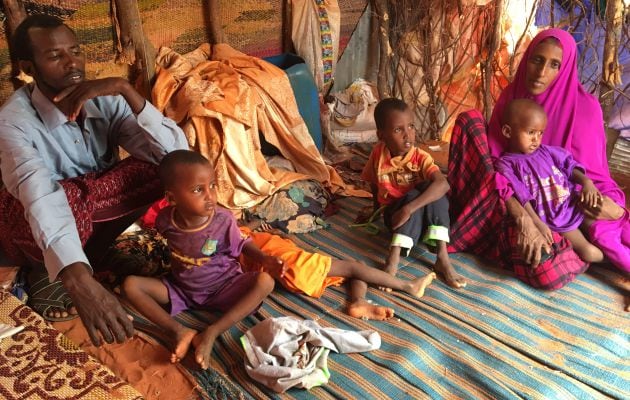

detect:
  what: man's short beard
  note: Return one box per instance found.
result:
[32,63,84,97]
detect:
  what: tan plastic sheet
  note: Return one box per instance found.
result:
[152,43,368,210]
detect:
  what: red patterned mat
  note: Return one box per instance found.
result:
[0,291,141,400]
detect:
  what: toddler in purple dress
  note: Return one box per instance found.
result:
[122,150,286,370]
[494,99,606,264]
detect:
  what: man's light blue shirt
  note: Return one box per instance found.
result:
[0,84,188,280]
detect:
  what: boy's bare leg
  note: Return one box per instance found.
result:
[346,279,395,321]
[121,276,197,363]
[192,272,274,369]
[384,245,401,275]
[433,241,467,288]
[329,259,435,297]
[380,245,403,292]
[561,229,604,263]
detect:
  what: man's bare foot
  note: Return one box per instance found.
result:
[170,327,198,363]
[46,306,78,320]
[29,271,79,320]
[404,272,436,297]
[434,258,467,288]
[191,328,219,369]
[347,299,395,321]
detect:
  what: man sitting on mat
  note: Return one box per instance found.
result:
[0,15,188,346]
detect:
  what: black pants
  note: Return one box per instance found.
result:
[384,182,450,251]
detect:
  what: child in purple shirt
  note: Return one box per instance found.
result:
[494,99,605,264]
[122,150,286,370]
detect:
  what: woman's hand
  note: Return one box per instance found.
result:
[515,213,552,268]
[579,195,625,221]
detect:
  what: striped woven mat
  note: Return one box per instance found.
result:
[125,197,629,399]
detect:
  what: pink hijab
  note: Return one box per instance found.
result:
[489,28,625,206]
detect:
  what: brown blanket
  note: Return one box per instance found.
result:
[152,43,369,209]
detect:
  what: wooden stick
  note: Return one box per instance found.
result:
[373,0,391,99]
[366,1,379,83]
[421,7,438,139]
[2,0,27,89]
[282,0,293,53]
[482,0,503,121]
[2,0,26,35]
[599,0,624,159]
[205,0,225,44]
[112,0,156,99]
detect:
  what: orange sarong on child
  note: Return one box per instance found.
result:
[239,227,344,298]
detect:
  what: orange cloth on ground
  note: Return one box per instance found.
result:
[361,142,439,205]
[239,227,344,298]
[152,43,369,210]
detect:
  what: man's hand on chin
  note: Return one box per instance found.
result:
[54,78,145,121]
[59,262,134,346]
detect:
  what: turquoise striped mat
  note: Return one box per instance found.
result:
[126,197,629,399]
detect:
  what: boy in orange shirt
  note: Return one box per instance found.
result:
[361,98,466,288]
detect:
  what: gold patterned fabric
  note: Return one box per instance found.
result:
[0,291,141,400]
[152,43,369,209]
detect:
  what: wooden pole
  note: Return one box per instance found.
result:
[3,0,26,35]
[112,0,156,99]
[372,0,391,99]
[421,4,438,139]
[366,1,379,83]
[482,0,503,121]
[204,0,225,44]
[599,0,624,160]
[2,0,27,89]
[282,0,294,53]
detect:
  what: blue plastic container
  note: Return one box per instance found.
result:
[264,54,323,152]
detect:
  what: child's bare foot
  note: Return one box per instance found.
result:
[434,257,467,288]
[170,327,198,363]
[404,272,436,297]
[347,299,395,321]
[191,328,219,369]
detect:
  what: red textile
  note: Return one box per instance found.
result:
[0,158,162,264]
[447,110,588,290]
[141,197,169,229]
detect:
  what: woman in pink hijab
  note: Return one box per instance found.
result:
[448,28,629,289]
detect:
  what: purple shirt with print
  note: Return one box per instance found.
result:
[495,144,585,232]
[155,205,251,309]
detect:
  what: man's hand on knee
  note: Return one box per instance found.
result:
[59,262,134,346]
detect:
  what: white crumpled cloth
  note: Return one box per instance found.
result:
[241,316,381,393]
